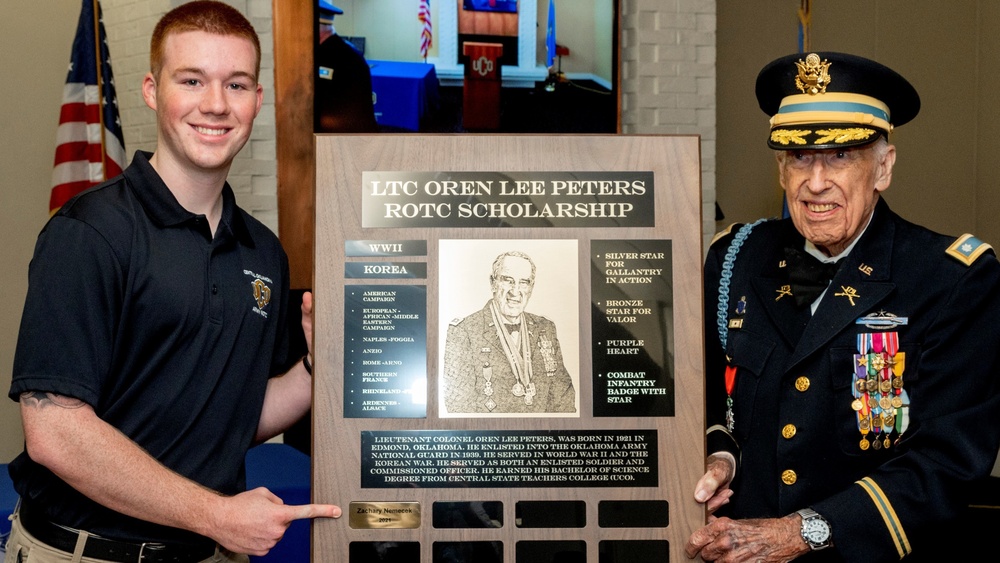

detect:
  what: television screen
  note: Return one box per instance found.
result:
[463,0,518,14]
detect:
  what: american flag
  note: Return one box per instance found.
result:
[51,0,126,213]
[418,0,432,60]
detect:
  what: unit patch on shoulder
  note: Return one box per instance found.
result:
[711,223,743,246]
[946,234,994,266]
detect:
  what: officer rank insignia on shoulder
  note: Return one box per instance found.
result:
[946,234,994,266]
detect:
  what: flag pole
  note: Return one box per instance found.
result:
[91,0,108,182]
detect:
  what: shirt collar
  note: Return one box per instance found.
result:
[125,151,254,247]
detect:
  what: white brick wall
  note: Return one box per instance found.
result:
[101,0,279,235]
[622,0,717,251]
[100,0,717,245]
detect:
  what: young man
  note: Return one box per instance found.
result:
[5,3,338,562]
[686,52,1000,562]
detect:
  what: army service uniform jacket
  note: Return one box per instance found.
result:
[705,199,1000,561]
[443,302,576,414]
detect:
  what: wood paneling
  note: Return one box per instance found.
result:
[272,0,315,289]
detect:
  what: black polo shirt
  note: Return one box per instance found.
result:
[9,151,291,547]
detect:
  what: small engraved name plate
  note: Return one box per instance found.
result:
[349,501,422,529]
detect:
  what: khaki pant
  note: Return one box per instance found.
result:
[3,513,248,563]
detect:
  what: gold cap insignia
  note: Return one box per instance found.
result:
[795,53,832,95]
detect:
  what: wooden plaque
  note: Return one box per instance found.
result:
[313,135,704,562]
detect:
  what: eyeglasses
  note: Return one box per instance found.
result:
[496,275,533,291]
[782,147,873,171]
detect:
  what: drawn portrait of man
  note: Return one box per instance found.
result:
[440,240,579,417]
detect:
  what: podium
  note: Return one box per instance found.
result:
[462,42,503,130]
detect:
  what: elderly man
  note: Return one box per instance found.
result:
[443,250,575,414]
[687,52,1000,562]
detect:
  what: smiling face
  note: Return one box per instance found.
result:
[491,255,535,323]
[142,30,262,180]
[777,140,896,256]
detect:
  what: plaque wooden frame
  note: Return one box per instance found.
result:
[313,135,704,562]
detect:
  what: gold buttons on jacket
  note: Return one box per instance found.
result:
[782,424,797,439]
[781,470,798,485]
[795,376,810,391]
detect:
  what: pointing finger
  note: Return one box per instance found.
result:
[290,503,342,520]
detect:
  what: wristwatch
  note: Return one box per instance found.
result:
[795,508,832,550]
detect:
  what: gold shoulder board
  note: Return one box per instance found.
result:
[711,223,742,246]
[946,234,994,266]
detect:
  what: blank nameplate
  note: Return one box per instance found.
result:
[349,541,420,563]
[598,500,669,527]
[432,501,503,528]
[599,540,670,562]
[516,540,586,563]
[515,500,586,528]
[433,541,503,563]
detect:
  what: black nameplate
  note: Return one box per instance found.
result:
[432,501,503,528]
[599,540,670,562]
[598,500,669,527]
[345,240,428,257]
[515,541,586,563]
[361,429,658,488]
[362,171,654,228]
[432,542,503,563]
[349,542,419,563]
[344,285,427,418]
[345,262,427,279]
[591,239,675,417]
[515,500,586,528]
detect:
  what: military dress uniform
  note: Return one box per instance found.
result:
[443,302,576,414]
[705,198,1000,561]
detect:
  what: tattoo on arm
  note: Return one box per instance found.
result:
[20,391,86,409]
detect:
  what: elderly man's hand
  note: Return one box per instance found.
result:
[685,515,810,562]
[693,453,736,514]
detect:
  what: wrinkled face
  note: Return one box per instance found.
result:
[777,142,895,256]
[142,30,263,176]
[491,256,534,322]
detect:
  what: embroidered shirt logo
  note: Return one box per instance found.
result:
[245,270,274,318]
[252,279,271,309]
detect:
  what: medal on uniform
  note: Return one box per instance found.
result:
[854,333,873,450]
[482,366,496,411]
[853,327,907,451]
[489,302,537,408]
[539,336,558,374]
[483,367,494,396]
[724,364,737,432]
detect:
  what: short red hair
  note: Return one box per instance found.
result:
[149,1,261,80]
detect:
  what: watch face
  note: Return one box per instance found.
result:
[802,517,831,543]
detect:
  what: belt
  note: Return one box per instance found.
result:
[19,505,218,563]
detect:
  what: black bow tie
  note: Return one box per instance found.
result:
[503,323,521,333]
[784,247,841,307]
